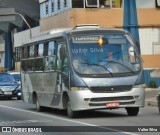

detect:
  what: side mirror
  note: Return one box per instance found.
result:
[133,38,141,54]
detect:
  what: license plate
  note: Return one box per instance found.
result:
[4,92,12,95]
[106,102,119,108]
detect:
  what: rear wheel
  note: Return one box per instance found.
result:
[35,96,43,112]
[126,107,139,116]
[17,96,21,100]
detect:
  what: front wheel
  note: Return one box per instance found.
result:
[17,96,21,100]
[126,107,139,116]
[67,100,78,118]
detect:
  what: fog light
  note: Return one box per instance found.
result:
[134,95,139,99]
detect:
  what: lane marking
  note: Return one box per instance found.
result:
[0,119,52,125]
[0,104,138,135]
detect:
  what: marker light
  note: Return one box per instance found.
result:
[98,37,104,46]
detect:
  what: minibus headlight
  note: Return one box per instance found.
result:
[71,87,89,91]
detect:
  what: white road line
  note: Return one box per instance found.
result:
[0,104,138,135]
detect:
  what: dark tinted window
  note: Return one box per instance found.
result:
[11,74,20,81]
[0,74,15,82]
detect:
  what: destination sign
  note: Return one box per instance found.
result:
[72,36,100,44]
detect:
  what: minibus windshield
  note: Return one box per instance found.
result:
[69,33,141,76]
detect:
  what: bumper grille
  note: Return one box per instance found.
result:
[90,96,134,102]
[89,101,135,106]
[90,85,132,93]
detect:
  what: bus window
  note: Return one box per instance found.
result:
[45,56,56,71]
[21,60,26,71]
[36,43,44,57]
[35,58,44,71]
[45,41,56,71]
[26,59,35,72]
[22,46,27,59]
[56,42,68,73]
[57,42,65,70]
[47,41,56,56]
[28,45,35,58]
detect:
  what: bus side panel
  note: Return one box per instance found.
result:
[21,72,33,103]
[21,71,63,108]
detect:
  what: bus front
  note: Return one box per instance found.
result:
[67,29,145,117]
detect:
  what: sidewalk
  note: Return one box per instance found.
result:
[145,88,159,107]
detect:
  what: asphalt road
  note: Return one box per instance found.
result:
[0,99,159,135]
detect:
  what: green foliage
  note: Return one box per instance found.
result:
[149,80,157,88]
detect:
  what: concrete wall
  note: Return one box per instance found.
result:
[14,26,40,47]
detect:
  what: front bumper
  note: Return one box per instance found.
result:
[0,90,21,98]
[69,88,145,111]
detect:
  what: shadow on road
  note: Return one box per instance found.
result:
[27,106,127,119]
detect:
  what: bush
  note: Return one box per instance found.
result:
[149,80,157,88]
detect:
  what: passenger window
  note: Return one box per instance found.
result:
[45,41,56,71]
[45,56,56,71]
[22,47,27,59]
[35,58,44,71]
[21,60,26,71]
[28,45,35,58]
[57,42,68,73]
[47,41,56,56]
[26,59,35,72]
[36,43,44,57]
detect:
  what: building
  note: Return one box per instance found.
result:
[0,0,40,71]
[14,0,160,86]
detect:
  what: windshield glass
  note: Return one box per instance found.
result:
[69,33,141,76]
[0,74,15,82]
[11,74,20,81]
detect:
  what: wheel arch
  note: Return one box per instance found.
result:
[32,91,37,104]
[62,91,69,109]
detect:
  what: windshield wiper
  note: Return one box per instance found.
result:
[104,60,136,74]
[81,62,113,77]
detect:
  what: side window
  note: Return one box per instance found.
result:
[15,47,21,62]
[48,41,56,55]
[26,59,35,72]
[35,58,44,71]
[33,43,45,71]
[36,43,44,57]
[22,46,27,59]
[57,42,68,73]
[28,45,35,58]
[21,60,26,71]
[45,41,56,71]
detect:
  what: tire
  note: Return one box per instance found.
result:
[7,97,12,100]
[17,96,21,100]
[126,107,139,116]
[158,96,160,115]
[67,100,78,118]
[36,96,43,112]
